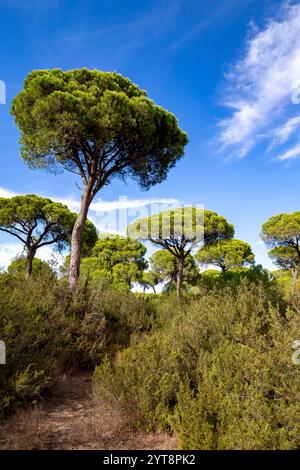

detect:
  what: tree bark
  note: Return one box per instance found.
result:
[292,267,299,288]
[176,256,184,300]
[68,184,93,294]
[26,248,36,279]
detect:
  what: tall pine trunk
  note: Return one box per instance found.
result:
[68,184,92,294]
[26,248,36,279]
[176,256,184,300]
[292,267,299,288]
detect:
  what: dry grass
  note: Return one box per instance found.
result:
[0,372,178,450]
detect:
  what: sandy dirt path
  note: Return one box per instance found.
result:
[0,372,178,450]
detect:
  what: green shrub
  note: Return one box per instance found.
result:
[0,275,92,414]
[99,287,156,350]
[94,281,300,449]
[0,270,161,416]
[199,265,277,290]
[7,256,56,279]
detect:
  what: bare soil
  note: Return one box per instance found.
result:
[0,372,178,450]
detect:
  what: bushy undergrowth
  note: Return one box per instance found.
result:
[2,267,300,449]
[0,272,155,416]
[0,273,101,414]
[94,281,300,449]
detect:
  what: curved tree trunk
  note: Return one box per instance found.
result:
[68,185,93,294]
[176,256,184,300]
[26,248,36,279]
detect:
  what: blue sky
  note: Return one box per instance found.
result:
[1,0,300,269]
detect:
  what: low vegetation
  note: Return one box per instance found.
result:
[94,280,300,450]
[1,239,300,449]
[0,270,156,416]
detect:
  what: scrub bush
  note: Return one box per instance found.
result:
[94,281,300,449]
[0,272,155,415]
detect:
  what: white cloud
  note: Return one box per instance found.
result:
[276,142,300,161]
[0,187,178,213]
[0,187,17,198]
[271,115,300,146]
[53,196,179,213]
[219,3,300,159]
[0,241,62,270]
[91,197,178,212]
[0,242,22,269]
[0,186,180,265]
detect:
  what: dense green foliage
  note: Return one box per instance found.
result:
[0,194,74,247]
[0,194,97,276]
[11,68,188,289]
[11,68,188,189]
[140,271,161,293]
[1,240,299,449]
[196,238,254,271]
[7,257,55,279]
[0,272,157,416]
[128,207,233,297]
[94,281,300,449]
[128,208,233,245]
[0,273,102,414]
[268,246,299,282]
[148,249,199,291]
[0,194,74,263]
[197,265,276,291]
[262,212,300,280]
[80,235,147,288]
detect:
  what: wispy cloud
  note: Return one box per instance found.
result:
[0,241,56,269]
[218,2,300,160]
[271,115,300,147]
[276,142,300,161]
[0,186,178,212]
[54,196,179,214]
[168,0,255,52]
[0,186,180,266]
[0,242,22,269]
[59,0,184,61]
